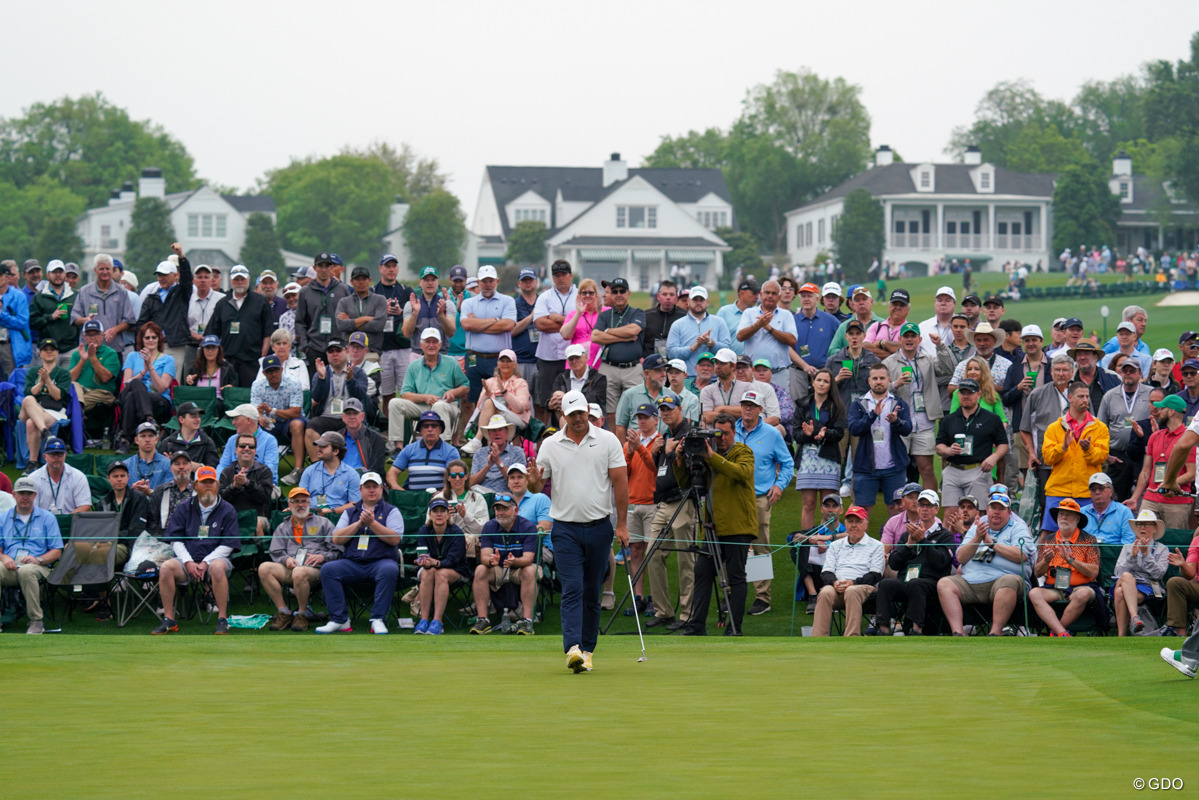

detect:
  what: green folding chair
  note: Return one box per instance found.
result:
[164,386,219,433]
[214,387,253,435]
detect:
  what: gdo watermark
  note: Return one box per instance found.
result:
[1133,778,1184,790]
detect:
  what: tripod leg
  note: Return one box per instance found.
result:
[700,494,739,636]
[600,494,691,634]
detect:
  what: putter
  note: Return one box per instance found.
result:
[627,569,648,662]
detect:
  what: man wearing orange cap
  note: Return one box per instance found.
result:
[151,465,242,635]
[1028,498,1102,636]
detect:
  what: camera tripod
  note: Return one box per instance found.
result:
[601,474,738,635]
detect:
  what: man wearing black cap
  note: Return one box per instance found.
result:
[960,293,981,329]
[206,264,276,387]
[146,451,196,536]
[592,277,647,420]
[303,339,369,464]
[184,263,225,376]
[336,266,386,357]
[295,253,352,371]
[863,289,911,358]
[1047,317,1085,360]
[97,460,149,567]
[372,254,413,425]
[981,295,1005,329]
[643,279,686,360]
[935,378,1009,506]
[1172,332,1199,385]
[1175,357,1199,423]
[250,354,306,480]
[341,397,387,476]
[157,401,219,468]
[0,259,32,378]
[717,278,758,355]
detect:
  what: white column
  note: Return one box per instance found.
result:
[1039,204,1046,253]
[988,203,996,253]
[936,203,944,250]
[885,201,892,249]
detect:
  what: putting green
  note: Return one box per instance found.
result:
[4,636,1195,797]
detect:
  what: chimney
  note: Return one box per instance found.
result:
[119,181,136,203]
[964,145,982,166]
[875,145,893,167]
[138,167,165,200]
[603,152,628,187]
[108,189,123,206]
[1113,150,1132,177]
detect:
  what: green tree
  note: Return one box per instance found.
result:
[506,220,547,265]
[947,80,1080,166]
[831,188,884,281]
[265,154,396,263]
[124,197,177,274]
[404,189,466,270]
[1144,32,1199,203]
[1051,163,1122,254]
[0,93,198,208]
[1072,76,1147,162]
[715,227,764,278]
[724,129,805,251]
[643,128,728,168]
[239,212,285,272]
[1002,124,1091,173]
[339,141,447,201]
[0,176,86,265]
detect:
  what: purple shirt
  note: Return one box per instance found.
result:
[880,510,917,548]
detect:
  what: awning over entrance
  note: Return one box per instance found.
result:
[666,249,715,262]
[578,248,628,261]
[632,249,664,261]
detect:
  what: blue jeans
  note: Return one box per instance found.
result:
[553,519,614,653]
[320,558,399,623]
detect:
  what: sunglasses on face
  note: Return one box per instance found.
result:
[579,290,596,296]
[611,288,628,294]
[237,443,257,449]
[448,471,467,479]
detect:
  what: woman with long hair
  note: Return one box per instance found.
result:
[427,458,489,558]
[117,321,175,453]
[793,368,847,529]
[559,278,604,369]
[186,334,235,399]
[949,357,1007,421]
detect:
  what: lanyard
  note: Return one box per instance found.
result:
[321,466,337,499]
[137,457,154,482]
[1121,388,1139,417]
[902,355,922,393]
[13,518,29,547]
[557,289,573,316]
[718,381,736,407]
[48,475,62,508]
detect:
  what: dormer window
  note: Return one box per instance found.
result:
[1119,181,1130,201]
[980,172,991,190]
[920,171,930,189]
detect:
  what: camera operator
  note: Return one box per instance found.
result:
[677,412,757,636]
[642,392,697,630]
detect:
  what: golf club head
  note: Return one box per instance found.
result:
[637,655,647,662]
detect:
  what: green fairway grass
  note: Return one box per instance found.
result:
[2,636,1195,798]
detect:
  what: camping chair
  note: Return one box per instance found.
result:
[46,512,120,623]
[164,386,219,434]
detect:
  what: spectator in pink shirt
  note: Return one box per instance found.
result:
[880,482,922,557]
[864,289,911,360]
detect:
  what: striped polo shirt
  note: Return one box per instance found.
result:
[392,440,461,492]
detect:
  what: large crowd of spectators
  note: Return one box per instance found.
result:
[0,248,1196,670]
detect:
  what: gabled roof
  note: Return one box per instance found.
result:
[485,165,732,237]
[222,195,276,214]
[1119,175,1199,216]
[556,235,728,248]
[789,163,1056,214]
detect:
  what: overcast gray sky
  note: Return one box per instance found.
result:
[7,1,1198,209]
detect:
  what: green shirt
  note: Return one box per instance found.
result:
[69,345,121,393]
[826,312,886,358]
[24,363,72,411]
[400,354,468,398]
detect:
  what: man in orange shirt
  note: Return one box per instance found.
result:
[624,403,663,615]
[1028,498,1101,636]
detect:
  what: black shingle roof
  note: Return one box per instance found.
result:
[222,195,276,214]
[791,163,1056,213]
[485,165,731,238]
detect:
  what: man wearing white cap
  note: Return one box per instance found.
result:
[918,286,957,359]
[136,243,192,379]
[548,343,607,421]
[531,390,628,673]
[825,286,884,358]
[255,269,286,322]
[389,327,468,447]
[665,285,731,377]
[206,264,276,387]
[1101,304,1150,358]
[217,402,280,482]
[459,265,517,442]
[821,282,849,323]
[1101,320,1152,375]
[664,360,701,423]
[1000,324,1050,477]
[699,348,753,425]
[1145,348,1180,394]
[184,264,226,375]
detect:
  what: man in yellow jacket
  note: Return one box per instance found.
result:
[1040,381,1110,535]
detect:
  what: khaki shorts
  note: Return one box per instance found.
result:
[489,564,532,590]
[172,557,233,585]
[628,504,658,543]
[279,565,321,584]
[903,427,937,457]
[945,573,1024,604]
